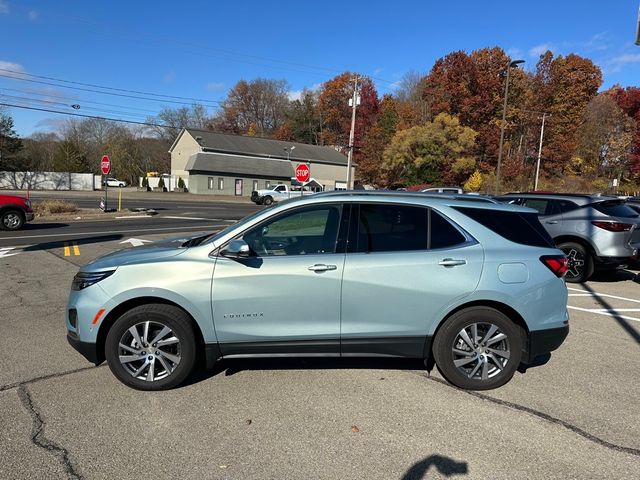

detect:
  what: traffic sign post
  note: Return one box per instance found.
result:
[101,155,111,212]
[295,163,310,197]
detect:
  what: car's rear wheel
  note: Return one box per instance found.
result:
[557,241,593,283]
[1,209,25,231]
[433,307,522,390]
[105,304,197,390]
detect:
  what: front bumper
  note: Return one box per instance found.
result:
[525,325,569,363]
[25,212,34,222]
[67,332,101,365]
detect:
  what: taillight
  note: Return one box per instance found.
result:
[591,221,633,232]
[540,255,568,278]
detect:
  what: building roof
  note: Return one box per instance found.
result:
[174,128,348,166]
[185,152,293,179]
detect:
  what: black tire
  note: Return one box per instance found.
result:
[433,307,522,390]
[262,196,273,206]
[105,304,197,390]
[0,209,25,231]
[557,241,593,283]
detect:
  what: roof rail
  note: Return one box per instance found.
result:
[314,190,496,203]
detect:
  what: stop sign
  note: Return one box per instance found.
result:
[101,155,111,175]
[295,163,310,183]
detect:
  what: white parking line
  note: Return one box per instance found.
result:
[566,287,640,304]
[567,306,640,323]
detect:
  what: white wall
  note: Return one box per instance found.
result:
[0,171,94,190]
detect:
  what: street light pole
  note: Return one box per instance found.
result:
[534,112,549,191]
[346,76,359,190]
[495,59,524,195]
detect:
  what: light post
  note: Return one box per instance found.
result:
[534,113,550,191]
[284,146,296,193]
[495,59,525,195]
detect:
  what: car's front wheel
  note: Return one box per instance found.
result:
[433,307,522,390]
[1,209,25,231]
[105,304,197,390]
[262,196,273,206]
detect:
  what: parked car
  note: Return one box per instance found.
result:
[251,184,314,205]
[103,178,127,187]
[496,193,640,282]
[67,191,569,391]
[0,194,34,231]
[421,187,465,194]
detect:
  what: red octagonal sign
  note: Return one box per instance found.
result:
[295,163,310,183]
[101,155,111,175]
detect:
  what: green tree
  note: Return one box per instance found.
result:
[0,110,24,170]
[382,113,477,186]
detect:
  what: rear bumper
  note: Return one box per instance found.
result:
[525,325,569,363]
[67,333,101,365]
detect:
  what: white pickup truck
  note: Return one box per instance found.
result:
[251,184,314,205]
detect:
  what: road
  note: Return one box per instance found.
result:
[0,197,639,479]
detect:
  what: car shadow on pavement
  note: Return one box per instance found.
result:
[20,234,124,252]
[581,282,640,345]
[589,269,639,283]
[401,455,468,479]
[183,357,429,387]
[19,222,70,230]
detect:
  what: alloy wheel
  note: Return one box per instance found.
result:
[3,212,21,229]
[564,248,585,280]
[117,321,181,382]
[451,322,511,381]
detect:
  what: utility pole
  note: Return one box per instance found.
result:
[346,76,359,190]
[534,113,549,191]
[495,59,524,195]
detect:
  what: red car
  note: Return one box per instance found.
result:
[0,194,35,231]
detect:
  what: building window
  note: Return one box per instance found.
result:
[253,180,258,191]
[218,177,224,190]
[235,179,243,196]
[208,177,214,190]
[266,180,271,188]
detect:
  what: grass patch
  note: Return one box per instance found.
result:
[33,199,79,216]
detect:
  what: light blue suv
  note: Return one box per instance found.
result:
[66,192,569,391]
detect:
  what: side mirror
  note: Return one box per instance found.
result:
[221,239,252,258]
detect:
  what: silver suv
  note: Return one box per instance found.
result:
[497,193,640,282]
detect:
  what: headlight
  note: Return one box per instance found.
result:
[71,270,115,290]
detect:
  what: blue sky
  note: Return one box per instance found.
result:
[1,0,639,136]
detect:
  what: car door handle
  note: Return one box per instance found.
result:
[438,258,467,267]
[545,220,558,224]
[308,264,337,272]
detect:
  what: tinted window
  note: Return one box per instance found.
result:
[243,205,342,256]
[557,200,579,213]
[357,204,428,253]
[521,198,559,216]
[454,207,554,248]
[430,210,467,249]
[593,201,639,219]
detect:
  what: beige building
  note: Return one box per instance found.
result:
[169,128,353,195]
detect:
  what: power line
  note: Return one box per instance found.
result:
[0,73,222,107]
[0,102,174,128]
[0,67,224,104]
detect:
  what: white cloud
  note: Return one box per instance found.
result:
[28,9,38,21]
[528,43,554,58]
[506,48,524,59]
[373,68,382,75]
[163,71,176,83]
[287,90,302,101]
[607,53,640,72]
[206,82,225,91]
[0,60,26,77]
[0,1,9,15]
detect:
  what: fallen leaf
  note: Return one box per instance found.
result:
[245,419,252,425]
[351,425,360,433]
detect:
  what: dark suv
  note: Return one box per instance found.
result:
[497,193,640,282]
[0,194,34,231]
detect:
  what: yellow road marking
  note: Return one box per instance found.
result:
[64,243,70,256]
[73,242,80,256]
[64,242,80,256]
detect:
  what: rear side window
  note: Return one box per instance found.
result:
[557,200,579,213]
[454,207,554,248]
[430,210,467,249]
[357,204,428,252]
[592,201,639,219]
[521,198,559,216]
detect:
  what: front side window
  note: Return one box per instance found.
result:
[356,204,428,253]
[275,185,286,193]
[242,205,342,256]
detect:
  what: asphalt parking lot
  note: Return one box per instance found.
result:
[1,210,639,479]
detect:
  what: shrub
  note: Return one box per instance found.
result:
[177,177,185,189]
[157,178,165,189]
[32,200,78,216]
[142,177,148,187]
